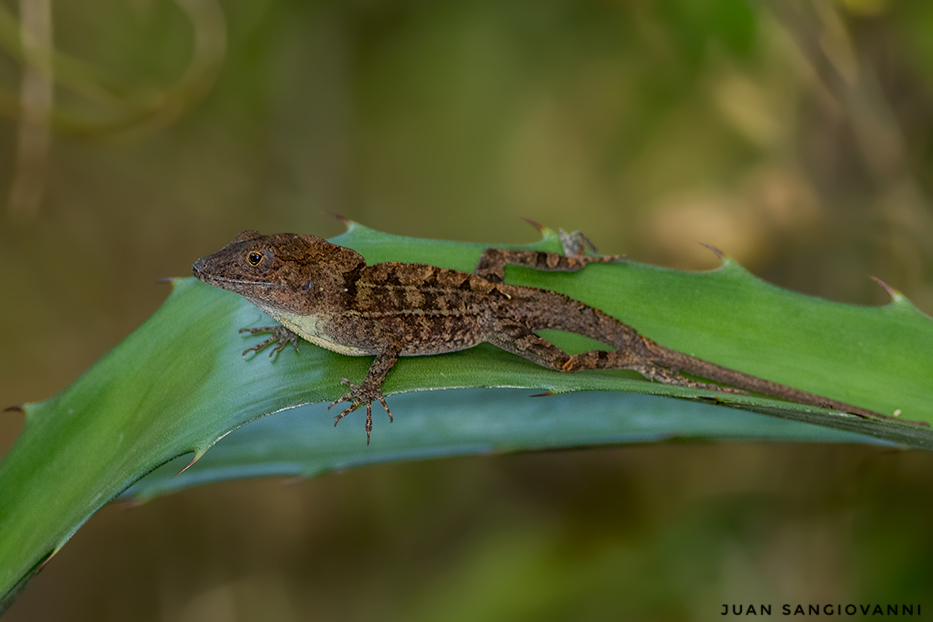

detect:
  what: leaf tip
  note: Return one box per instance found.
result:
[37,545,62,573]
[699,243,726,263]
[325,212,357,231]
[174,449,207,477]
[521,217,560,243]
[870,276,905,303]
[520,217,545,233]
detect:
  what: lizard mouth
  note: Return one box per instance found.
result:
[191,259,278,291]
[191,259,238,287]
[191,258,219,284]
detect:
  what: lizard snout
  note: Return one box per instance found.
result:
[191,257,207,280]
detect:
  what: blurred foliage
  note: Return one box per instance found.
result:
[2,0,933,619]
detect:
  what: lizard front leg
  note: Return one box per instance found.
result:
[328,343,402,444]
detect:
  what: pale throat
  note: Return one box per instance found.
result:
[250,300,372,356]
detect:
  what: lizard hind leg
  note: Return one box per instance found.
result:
[485,319,739,394]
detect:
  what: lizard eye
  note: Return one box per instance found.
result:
[246,251,264,266]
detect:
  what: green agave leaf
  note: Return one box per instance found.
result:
[123,389,890,503]
[1,222,932,610]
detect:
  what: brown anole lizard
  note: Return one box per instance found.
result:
[192,228,924,443]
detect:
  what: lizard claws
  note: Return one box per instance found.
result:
[328,379,393,445]
[239,326,300,357]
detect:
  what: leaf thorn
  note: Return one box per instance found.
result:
[37,548,59,573]
[174,451,204,477]
[699,243,725,261]
[870,276,903,302]
[520,217,545,233]
[325,212,352,228]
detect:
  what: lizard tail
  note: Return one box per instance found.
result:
[644,340,925,426]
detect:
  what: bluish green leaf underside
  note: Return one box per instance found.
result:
[1,222,932,609]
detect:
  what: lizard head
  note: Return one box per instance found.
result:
[192,231,366,313]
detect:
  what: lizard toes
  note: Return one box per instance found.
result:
[333,402,359,426]
[365,402,374,445]
[327,391,353,410]
[377,395,393,422]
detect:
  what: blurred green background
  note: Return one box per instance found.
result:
[2,0,933,619]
